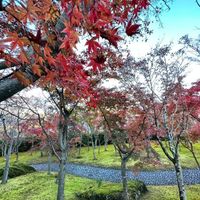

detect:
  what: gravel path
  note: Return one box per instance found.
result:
[31,163,200,185]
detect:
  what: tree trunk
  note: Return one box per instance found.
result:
[47,149,52,175]
[57,151,66,200]
[174,155,187,200]
[87,138,90,151]
[40,150,44,157]
[77,135,82,157]
[15,140,22,162]
[78,144,81,157]
[2,139,13,184]
[121,156,129,200]
[1,143,5,157]
[104,134,108,151]
[94,135,97,149]
[15,138,22,163]
[114,145,118,156]
[57,119,67,200]
[186,141,200,169]
[15,147,19,162]
[4,143,7,159]
[98,136,100,154]
[190,149,200,169]
[91,135,97,160]
[1,143,4,157]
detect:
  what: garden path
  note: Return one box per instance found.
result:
[32,163,200,185]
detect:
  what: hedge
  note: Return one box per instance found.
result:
[0,164,36,179]
[75,180,147,200]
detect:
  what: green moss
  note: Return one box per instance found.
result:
[141,185,200,200]
[0,142,200,171]
[69,143,200,170]
[0,164,36,179]
[0,151,57,169]
[0,172,147,200]
[75,181,147,200]
[0,172,199,200]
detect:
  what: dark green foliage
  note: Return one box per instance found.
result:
[0,164,36,179]
[0,139,41,156]
[17,140,32,152]
[75,180,147,200]
[17,139,41,152]
[81,134,111,147]
[81,134,90,146]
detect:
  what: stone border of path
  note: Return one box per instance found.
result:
[32,163,200,185]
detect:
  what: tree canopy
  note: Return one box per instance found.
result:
[0,0,171,102]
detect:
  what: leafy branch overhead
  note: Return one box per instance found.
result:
[0,0,171,102]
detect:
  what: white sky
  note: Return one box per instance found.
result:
[127,0,200,86]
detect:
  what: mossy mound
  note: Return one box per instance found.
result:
[75,180,147,200]
[0,163,36,179]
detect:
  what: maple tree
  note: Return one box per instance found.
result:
[180,34,200,122]
[0,112,19,184]
[0,0,171,103]
[180,81,200,168]
[118,44,198,200]
[0,96,35,183]
[0,0,173,199]
[0,96,40,161]
[79,107,106,160]
[20,97,59,174]
[95,89,147,200]
[180,35,200,163]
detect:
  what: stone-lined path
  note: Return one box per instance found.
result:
[32,163,200,185]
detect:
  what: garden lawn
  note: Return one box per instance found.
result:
[0,172,94,200]
[0,172,199,200]
[68,143,200,170]
[0,151,57,168]
[141,185,200,200]
[0,142,200,170]
[0,172,144,200]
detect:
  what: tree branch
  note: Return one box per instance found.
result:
[156,136,174,163]
[0,69,39,102]
[196,0,200,7]
[0,61,17,70]
[0,10,67,102]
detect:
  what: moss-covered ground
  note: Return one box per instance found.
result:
[0,172,144,200]
[0,142,200,170]
[141,185,200,200]
[68,142,200,170]
[0,172,199,200]
[0,151,57,168]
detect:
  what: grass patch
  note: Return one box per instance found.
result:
[141,185,200,200]
[68,143,200,170]
[0,172,146,200]
[0,142,200,171]
[0,172,199,200]
[0,151,57,168]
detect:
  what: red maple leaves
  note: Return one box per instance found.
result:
[1,0,151,105]
[126,20,140,36]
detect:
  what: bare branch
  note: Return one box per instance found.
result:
[196,0,200,7]
[0,61,18,70]
[157,136,174,163]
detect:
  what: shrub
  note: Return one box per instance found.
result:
[75,180,147,200]
[0,164,36,179]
